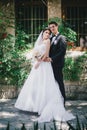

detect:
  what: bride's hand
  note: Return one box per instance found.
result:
[41,54,48,61]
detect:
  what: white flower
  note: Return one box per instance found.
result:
[54,40,57,45]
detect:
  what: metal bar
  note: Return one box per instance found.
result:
[15,0,47,43]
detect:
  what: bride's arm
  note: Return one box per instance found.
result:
[41,39,51,61]
[34,39,50,68]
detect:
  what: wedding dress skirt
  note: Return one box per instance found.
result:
[15,42,75,122]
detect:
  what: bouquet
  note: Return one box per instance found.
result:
[32,48,44,69]
[33,50,42,60]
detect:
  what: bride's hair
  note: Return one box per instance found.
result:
[42,27,51,35]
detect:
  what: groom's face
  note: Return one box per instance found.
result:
[49,24,58,35]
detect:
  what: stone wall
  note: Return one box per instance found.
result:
[65,82,87,100]
[0,82,87,100]
[48,0,61,19]
[0,85,18,99]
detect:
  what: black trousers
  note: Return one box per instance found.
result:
[52,65,66,104]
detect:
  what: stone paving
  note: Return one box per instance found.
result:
[0,99,87,130]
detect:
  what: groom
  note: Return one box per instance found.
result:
[48,21,67,105]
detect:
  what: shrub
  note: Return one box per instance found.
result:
[0,33,31,86]
[15,26,33,51]
[63,53,87,81]
[0,9,32,87]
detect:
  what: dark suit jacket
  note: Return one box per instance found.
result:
[49,34,67,68]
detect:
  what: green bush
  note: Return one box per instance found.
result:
[15,26,33,51]
[0,9,32,87]
[63,53,87,81]
[0,33,31,86]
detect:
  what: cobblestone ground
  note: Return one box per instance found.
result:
[0,99,87,130]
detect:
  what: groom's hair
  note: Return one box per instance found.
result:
[49,21,58,26]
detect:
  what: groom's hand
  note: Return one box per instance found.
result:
[47,57,52,62]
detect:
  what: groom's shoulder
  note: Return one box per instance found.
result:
[57,34,67,44]
[57,34,66,40]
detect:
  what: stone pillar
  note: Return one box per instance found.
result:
[48,0,62,19]
[6,0,15,35]
[0,0,15,35]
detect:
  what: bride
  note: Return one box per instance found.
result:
[15,28,75,123]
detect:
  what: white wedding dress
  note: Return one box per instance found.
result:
[15,40,75,122]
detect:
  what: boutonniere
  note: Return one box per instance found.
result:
[54,40,57,45]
